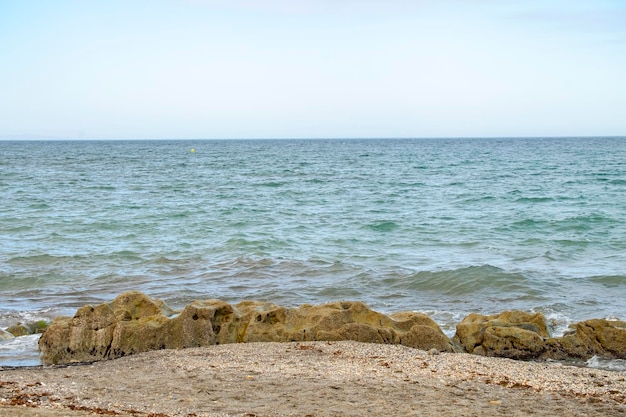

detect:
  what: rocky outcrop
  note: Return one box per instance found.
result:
[452,311,550,360]
[544,319,626,360]
[39,291,458,364]
[38,292,626,365]
[6,320,49,337]
[453,312,626,362]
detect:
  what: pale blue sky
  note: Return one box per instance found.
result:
[1,0,625,139]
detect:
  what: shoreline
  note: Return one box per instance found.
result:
[4,331,626,373]
[1,341,625,417]
[4,291,626,372]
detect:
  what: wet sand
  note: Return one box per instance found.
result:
[1,341,625,416]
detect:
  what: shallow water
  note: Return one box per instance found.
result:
[2,137,626,366]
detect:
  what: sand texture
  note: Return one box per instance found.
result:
[1,341,625,417]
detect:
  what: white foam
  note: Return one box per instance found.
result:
[420,310,468,337]
[0,309,54,330]
[0,334,41,367]
[0,334,40,351]
[541,311,572,337]
[586,355,626,372]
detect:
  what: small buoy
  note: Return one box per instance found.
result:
[191,148,195,153]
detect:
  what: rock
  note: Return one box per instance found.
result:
[39,291,458,364]
[453,311,550,359]
[544,319,626,360]
[235,301,456,353]
[0,328,15,341]
[39,291,178,364]
[6,324,28,337]
[452,312,626,361]
[481,325,546,360]
[6,320,49,337]
[36,292,626,364]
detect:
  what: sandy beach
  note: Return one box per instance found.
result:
[1,341,625,416]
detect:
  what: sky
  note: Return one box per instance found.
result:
[1,0,625,140]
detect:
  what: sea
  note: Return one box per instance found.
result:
[1,137,626,368]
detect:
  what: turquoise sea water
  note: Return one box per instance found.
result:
[2,137,626,366]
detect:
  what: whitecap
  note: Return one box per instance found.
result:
[586,355,626,372]
[0,334,41,367]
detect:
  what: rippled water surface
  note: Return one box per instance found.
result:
[2,138,626,364]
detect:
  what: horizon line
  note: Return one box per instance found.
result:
[1,135,624,142]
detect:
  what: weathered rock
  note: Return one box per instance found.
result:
[37,292,626,364]
[543,319,626,360]
[233,301,455,352]
[390,311,455,351]
[6,320,48,337]
[480,326,546,360]
[6,324,28,337]
[39,291,458,364]
[453,311,550,359]
[39,291,178,364]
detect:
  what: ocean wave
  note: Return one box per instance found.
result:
[511,214,617,233]
[365,221,399,232]
[0,334,41,367]
[515,197,554,203]
[589,275,626,287]
[586,356,626,371]
[255,181,286,187]
[7,254,81,265]
[382,265,543,297]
